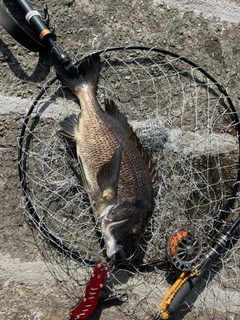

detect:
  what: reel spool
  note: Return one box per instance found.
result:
[166,226,208,271]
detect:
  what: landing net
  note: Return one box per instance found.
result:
[18,47,240,319]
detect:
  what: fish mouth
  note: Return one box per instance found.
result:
[106,243,126,260]
[115,247,127,260]
[102,218,129,259]
[105,238,126,259]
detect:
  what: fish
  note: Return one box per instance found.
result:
[56,54,155,259]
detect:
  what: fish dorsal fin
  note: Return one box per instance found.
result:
[105,98,156,184]
[97,141,122,201]
[105,98,128,130]
[59,114,78,140]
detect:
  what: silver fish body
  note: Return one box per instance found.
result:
[57,55,155,259]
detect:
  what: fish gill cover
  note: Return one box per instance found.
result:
[18,48,240,319]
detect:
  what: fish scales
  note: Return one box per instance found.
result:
[77,109,152,209]
[57,54,155,259]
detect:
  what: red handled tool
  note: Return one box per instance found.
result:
[70,263,110,319]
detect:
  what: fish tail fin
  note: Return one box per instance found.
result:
[56,54,100,95]
[77,54,100,90]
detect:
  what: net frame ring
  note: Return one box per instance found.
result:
[166,226,208,271]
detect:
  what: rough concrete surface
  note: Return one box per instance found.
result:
[1,0,240,319]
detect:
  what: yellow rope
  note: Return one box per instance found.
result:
[159,269,199,319]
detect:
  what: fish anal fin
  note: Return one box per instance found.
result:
[105,98,156,183]
[59,114,78,140]
[97,141,122,201]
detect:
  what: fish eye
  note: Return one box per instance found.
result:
[132,228,140,239]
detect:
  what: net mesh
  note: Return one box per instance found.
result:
[18,48,240,319]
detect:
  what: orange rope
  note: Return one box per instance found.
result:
[159,269,199,319]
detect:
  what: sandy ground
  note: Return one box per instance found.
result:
[1,0,240,319]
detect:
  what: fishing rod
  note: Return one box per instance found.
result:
[164,214,240,317]
[159,103,240,318]
[161,168,240,318]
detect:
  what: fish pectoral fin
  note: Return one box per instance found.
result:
[59,114,78,140]
[102,187,116,201]
[97,141,122,200]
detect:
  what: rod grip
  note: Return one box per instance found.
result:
[166,273,203,315]
[166,248,217,316]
